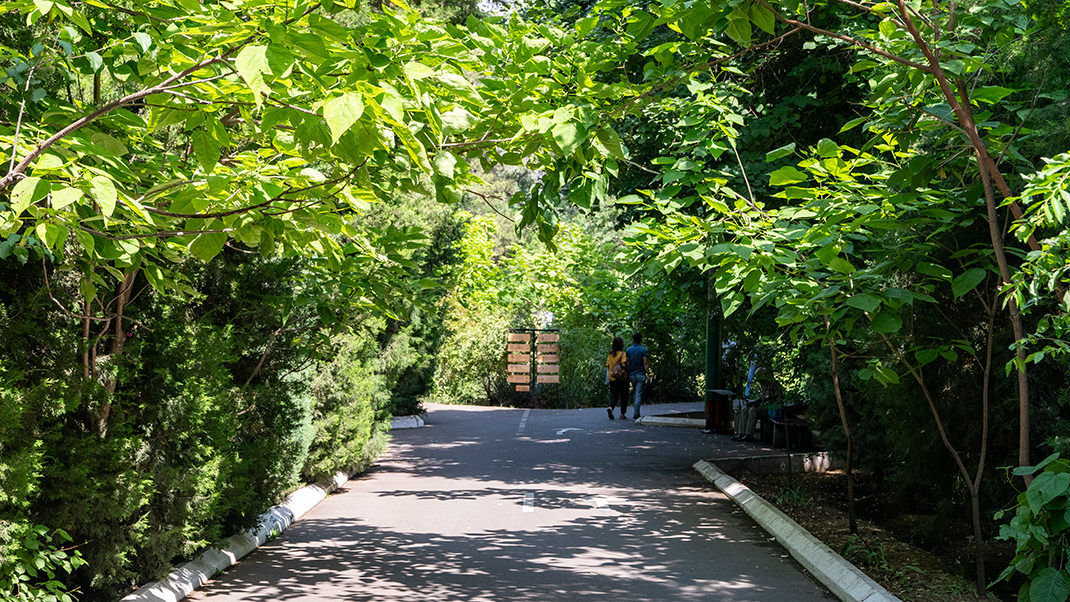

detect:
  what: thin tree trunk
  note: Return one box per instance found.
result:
[98,270,138,432]
[881,334,987,594]
[82,297,91,380]
[967,287,997,597]
[826,318,857,534]
[894,0,1033,476]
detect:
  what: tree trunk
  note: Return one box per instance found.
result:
[828,329,857,534]
[98,270,138,433]
[894,0,1032,476]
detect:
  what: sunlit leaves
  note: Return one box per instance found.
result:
[10,177,46,216]
[322,93,366,144]
[235,44,271,100]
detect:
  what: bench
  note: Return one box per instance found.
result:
[758,407,813,450]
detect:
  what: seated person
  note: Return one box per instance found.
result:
[732,375,783,442]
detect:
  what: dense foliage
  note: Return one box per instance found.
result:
[432,207,709,408]
[1,0,1068,598]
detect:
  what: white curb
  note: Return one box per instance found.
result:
[636,415,705,428]
[119,470,352,602]
[694,460,900,602]
[390,414,425,429]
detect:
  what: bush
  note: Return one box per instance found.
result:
[995,454,1070,602]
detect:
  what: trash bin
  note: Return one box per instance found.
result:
[705,388,736,433]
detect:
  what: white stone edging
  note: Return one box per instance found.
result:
[390,414,425,429]
[693,460,900,602]
[119,470,352,602]
[635,415,705,428]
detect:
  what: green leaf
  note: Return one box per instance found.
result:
[874,364,900,385]
[576,15,599,37]
[90,176,117,218]
[1028,568,1070,602]
[84,51,103,72]
[972,86,1016,104]
[916,261,952,280]
[914,348,940,365]
[189,232,227,262]
[11,176,47,215]
[323,93,365,144]
[721,290,745,317]
[433,151,457,179]
[749,2,776,34]
[765,142,796,162]
[846,293,881,313]
[870,309,902,334]
[943,59,966,76]
[951,268,987,298]
[41,221,69,250]
[68,9,92,33]
[839,116,868,133]
[403,61,436,79]
[816,138,839,158]
[90,132,128,156]
[51,187,83,210]
[595,127,625,160]
[769,166,808,186]
[552,121,584,156]
[190,128,221,174]
[828,257,855,274]
[1027,472,1070,513]
[724,10,752,45]
[132,32,152,53]
[235,44,270,98]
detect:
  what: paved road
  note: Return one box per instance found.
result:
[186,403,834,602]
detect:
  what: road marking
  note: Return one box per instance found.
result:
[555,427,581,435]
[523,492,534,512]
[516,408,530,436]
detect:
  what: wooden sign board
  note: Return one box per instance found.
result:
[507,374,529,384]
[507,343,530,352]
[508,353,529,363]
[536,344,559,353]
[536,364,559,373]
[507,364,530,373]
[536,333,560,343]
[515,385,530,392]
[537,374,560,384]
[536,354,559,364]
[508,332,531,343]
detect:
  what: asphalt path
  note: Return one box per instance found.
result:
[186,402,834,602]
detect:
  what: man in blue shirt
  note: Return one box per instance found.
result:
[625,333,650,420]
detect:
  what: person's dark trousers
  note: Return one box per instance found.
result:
[609,379,629,415]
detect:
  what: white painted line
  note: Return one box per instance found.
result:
[523,492,535,512]
[555,427,581,435]
[516,408,531,436]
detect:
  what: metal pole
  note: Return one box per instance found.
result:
[705,279,724,431]
[529,329,537,408]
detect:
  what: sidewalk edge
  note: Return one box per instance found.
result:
[118,470,352,602]
[693,460,900,602]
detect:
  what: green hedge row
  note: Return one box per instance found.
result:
[0,250,432,602]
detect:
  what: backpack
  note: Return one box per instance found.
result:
[611,354,627,379]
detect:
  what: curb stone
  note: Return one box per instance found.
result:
[390,414,426,429]
[119,470,353,602]
[693,460,900,602]
[635,415,704,428]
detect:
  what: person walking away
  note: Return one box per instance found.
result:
[606,337,629,420]
[625,333,650,420]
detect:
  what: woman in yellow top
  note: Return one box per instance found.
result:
[606,336,629,420]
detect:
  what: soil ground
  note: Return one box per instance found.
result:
[727,469,1015,602]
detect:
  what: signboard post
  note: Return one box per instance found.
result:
[507,328,560,407]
